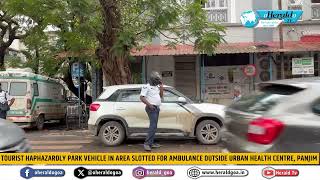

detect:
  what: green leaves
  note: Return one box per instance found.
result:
[2,0,225,78]
[4,55,24,69]
[112,0,225,56]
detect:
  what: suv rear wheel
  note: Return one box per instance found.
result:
[99,121,125,146]
[196,120,221,144]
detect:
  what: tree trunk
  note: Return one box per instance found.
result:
[0,48,5,70]
[97,0,132,85]
[35,47,40,74]
[62,63,92,104]
[100,54,131,85]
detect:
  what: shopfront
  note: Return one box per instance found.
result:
[202,53,252,104]
[131,39,320,105]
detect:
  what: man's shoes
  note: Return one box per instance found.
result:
[144,144,152,151]
[152,143,161,148]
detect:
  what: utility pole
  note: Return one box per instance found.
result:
[278,0,285,79]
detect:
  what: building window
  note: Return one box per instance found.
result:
[288,0,302,20]
[203,0,228,22]
[312,0,320,19]
[205,0,215,8]
[288,0,302,5]
[219,0,227,7]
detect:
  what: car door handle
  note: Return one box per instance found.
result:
[116,107,126,110]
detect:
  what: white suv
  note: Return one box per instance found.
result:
[88,84,225,146]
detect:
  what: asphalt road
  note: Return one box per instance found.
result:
[24,121,225,153]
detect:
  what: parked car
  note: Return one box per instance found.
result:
[223,77,320,152]
[0,68,68,130]
[88,84,226,146]
[0,119,31,152]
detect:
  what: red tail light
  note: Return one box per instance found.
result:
[247,117,284,145]
[90,103,100,111]
[27,99,32,109]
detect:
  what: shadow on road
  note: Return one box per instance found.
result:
[24,118,88,133]
[24,119,225,153]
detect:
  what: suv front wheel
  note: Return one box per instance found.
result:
[196,120,221,145]
[99,121,125,146]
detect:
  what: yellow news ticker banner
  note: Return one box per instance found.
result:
[0,153,319,165]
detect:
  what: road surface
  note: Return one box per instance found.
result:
[25,121,225,153]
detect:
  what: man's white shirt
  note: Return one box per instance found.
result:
[0,90,12,104]
[140,84,161,106]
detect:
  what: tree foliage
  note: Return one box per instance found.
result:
[97,0,225,85]
[2,0,225,88]
[116,0,225,54]
[0,0,61,69]
[1,0,98,102]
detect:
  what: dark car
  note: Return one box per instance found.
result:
[0,120,31,152]
[223,77,320,152]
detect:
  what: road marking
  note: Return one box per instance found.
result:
[30,140,93,145]
[31,145,83,150]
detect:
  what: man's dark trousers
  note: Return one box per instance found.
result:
[144,105,160,146]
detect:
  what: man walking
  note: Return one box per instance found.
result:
[140,72,163,151]
[0,83,15,119]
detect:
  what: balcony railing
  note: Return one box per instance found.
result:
[204,8,228,23]
[312,3,320,19]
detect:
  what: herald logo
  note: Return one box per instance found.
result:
[262,167,299,179]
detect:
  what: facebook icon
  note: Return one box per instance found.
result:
[20,167,34,179]
[20,167,65,179]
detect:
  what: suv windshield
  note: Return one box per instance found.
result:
[166,88,193,103]
[229,84,304,114]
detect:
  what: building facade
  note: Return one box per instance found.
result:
[6,39,27,63]
[129,0,320,105]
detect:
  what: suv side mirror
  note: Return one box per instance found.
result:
[178,97,187,104]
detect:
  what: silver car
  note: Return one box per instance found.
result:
[223,77,320,152]
[0,120,31,152]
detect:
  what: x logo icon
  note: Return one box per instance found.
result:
[78,170,85,177]
[74,167,87,179]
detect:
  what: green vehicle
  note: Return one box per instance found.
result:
[0,68,67,130]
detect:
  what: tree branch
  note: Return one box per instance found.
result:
[14,33,28,39]
[3,21,17,48]
[0,13,25,46]
[0,22,7,29]
[130,9,147,22]
[0,11,6,19]
[0,23,8,40]
[8,47,32,59]
[157,30,179,41]
[135,21,156,36]
[161,24,187,31]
